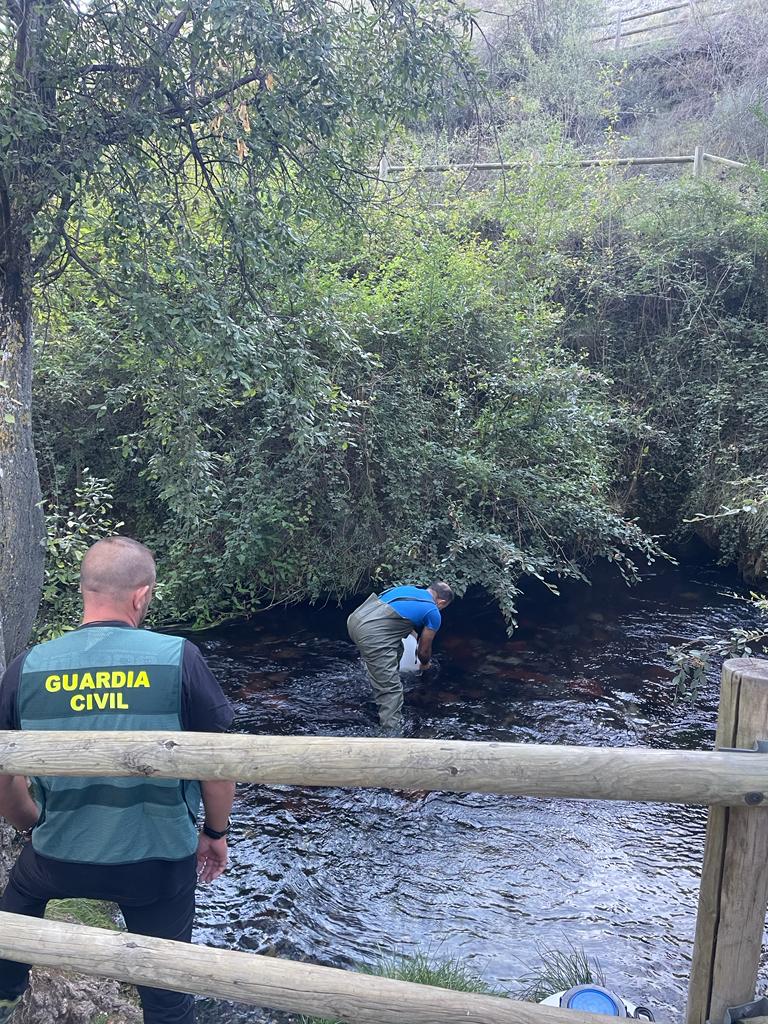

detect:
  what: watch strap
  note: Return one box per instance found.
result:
[202,821,229,840]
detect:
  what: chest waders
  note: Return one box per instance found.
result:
[18,626,201,865]
[347,593,434,730]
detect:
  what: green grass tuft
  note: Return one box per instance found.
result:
[45,898,121,931]
[517,943,605,1003]
[300,952,504,1024]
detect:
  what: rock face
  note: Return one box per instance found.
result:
[16,970,141,1024]
[1,823,141,1024]
[0,821,18,890]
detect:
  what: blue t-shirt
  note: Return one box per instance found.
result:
[379,586,441,632]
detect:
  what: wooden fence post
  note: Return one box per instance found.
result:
[687,659,768,1024]
[693,145,705,176]
[614,11,623,48]
[377,151,389,183]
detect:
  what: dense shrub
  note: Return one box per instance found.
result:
[34,168,664,631]
[32,2,768,633]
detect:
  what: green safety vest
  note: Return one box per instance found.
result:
[18,625,201,865]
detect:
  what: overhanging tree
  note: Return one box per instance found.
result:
[0,0,470,667]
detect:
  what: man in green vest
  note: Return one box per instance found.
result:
[0,536,235,1024]
[347,581,454,735]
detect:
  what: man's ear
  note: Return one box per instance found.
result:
[133,584,152,610]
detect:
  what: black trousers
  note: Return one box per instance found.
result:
[0,843,197,1024]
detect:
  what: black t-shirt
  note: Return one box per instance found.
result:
[0,621,233,733]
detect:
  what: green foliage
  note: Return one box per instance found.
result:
[34,158,667,633]
[36,472,124,640]
[300,952,503,1024]
[25,0,768,642]
[2,0,472,266]
[517,943,606,1002]
[668,608,768,702]
[478,0,607,145]
[557,169,768,574]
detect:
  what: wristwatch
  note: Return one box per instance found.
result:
[202,820,229,840]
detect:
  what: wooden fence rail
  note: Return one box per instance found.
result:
[597,2,701,28]
[2,731,768,805]
[591,0,734,48]
[2,658,768,1022]
[376,151,748,179]
[0,912,621,1024]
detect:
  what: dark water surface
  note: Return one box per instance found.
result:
[192,561,767,1023]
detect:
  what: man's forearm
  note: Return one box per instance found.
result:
[0,775,39,831]
[201,780,235,831]
[416,641,433,664]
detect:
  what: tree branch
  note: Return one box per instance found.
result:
[158,69,266,118]
[13,0,31,78]
[61,230,128,300]
[0,164,11,258]
[161,88,224,208]
[127,6,191,111]
[69,63,146,76]
[5,0,22,27]
[32,189,74,272]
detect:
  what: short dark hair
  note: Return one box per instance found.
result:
[81,536,156,595]
[430,581,454,604]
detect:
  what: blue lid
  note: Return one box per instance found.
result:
[563,986,624,1016]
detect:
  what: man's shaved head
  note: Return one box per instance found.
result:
[81,537,156,597]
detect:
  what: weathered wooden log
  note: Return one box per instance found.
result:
[383,156,695,173]
[594,1,698,28]
[591,0,724,31]
[687,660,768,1024]
[2,731,768,806]
[0,912,629,1024]
[592,3,730,43]
[703,153,748,169]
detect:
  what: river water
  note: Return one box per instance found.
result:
[191,560,768,1023]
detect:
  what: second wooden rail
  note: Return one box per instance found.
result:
[0,912,626,1024]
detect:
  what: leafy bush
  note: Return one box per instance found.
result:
[34,162,666,633]
[31,38,768,636]
[35,473,124,640]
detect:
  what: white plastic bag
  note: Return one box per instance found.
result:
[398,633,420,673]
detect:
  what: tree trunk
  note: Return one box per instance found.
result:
[0,237,45,671]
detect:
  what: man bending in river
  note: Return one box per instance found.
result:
[347,582,454,735]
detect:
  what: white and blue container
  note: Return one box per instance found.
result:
[541,986,654,1020]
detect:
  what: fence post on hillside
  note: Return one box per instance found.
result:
[693,145,705,176]
[686,659,768,1024]
[614,11,623,49]
[377,151,389,183]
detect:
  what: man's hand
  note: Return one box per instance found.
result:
[417,626,437,670]
[418,660,431,671]
[0,775,40,832]
[198,779,235,883]
[196,834,228,883]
